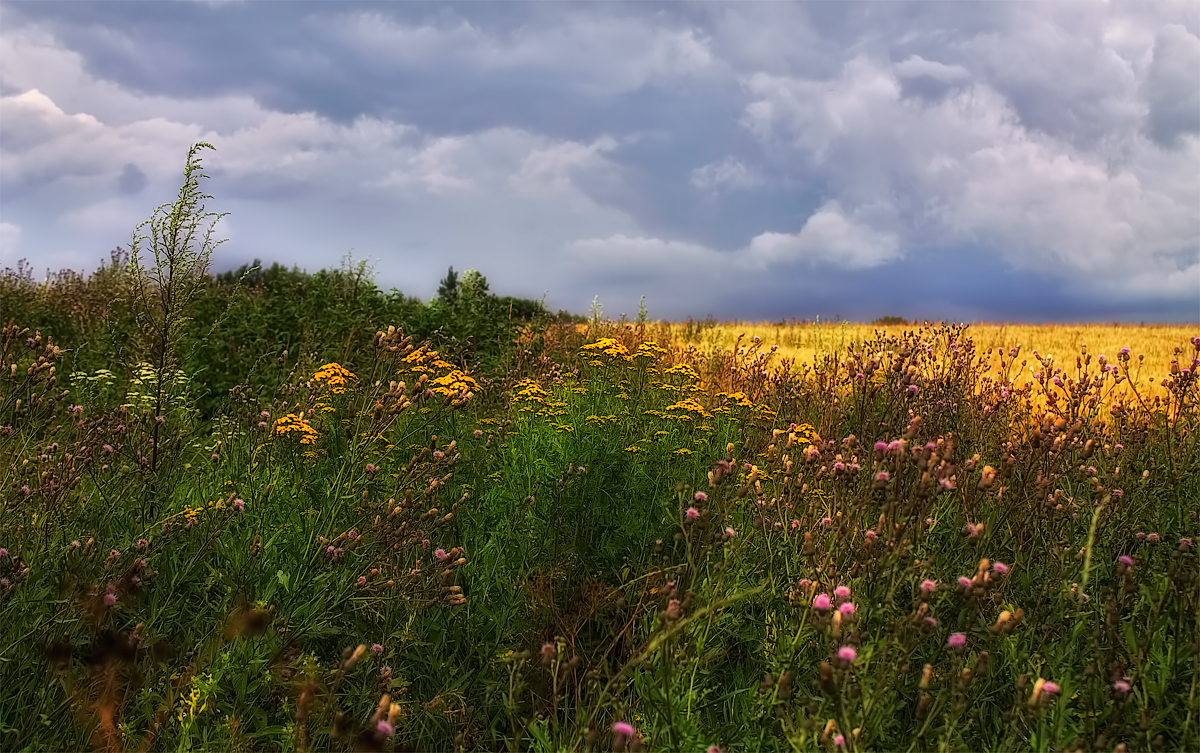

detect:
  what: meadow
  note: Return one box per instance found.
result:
[1,144,1198,752]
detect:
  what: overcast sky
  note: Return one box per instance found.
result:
[1,1,1198,322]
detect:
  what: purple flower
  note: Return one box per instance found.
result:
[836,646,857,663]
[435,548,448,560]
[920,579,937,593]
[372,643,383,654]
[875,471,890,482]
[1113,680,1131,695]
[948,633,966,652]
[821,517,833,527]
[834,585,851,600]
[1042,681,1060,695]
[833,734,846,748]
[1146,533,1159,544]
[694,491,708,502]
[0,548,7,558]
[376,721,394,736]
[103,591,117,607]
[992,561,1008,575]
[813,593,832,611]
[839,602,856,616]
[612,721,636,737]
[233,498,244,513]
[958,576,972,589]
[1118,555,1134,566]
[686,507,700,519]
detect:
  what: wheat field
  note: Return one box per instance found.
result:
[662,320,1197,402]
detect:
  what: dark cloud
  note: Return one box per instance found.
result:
[1142,24,1200,149]
[116,163,146,195]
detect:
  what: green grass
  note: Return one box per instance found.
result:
[1,143,1197,752]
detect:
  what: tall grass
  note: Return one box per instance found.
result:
[1,145,1198,752]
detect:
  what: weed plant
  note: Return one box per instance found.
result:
[1,145,1198,752]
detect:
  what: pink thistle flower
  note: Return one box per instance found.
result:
[103,591,117,607]
[924,617,938,628]
[0,548,6,558]
[725,527,737,537]
[864,529,877,541]
[836,646,857,663]
[992,562,1008,575]
[433,450,444,459]
[1118,555,1134,566]
[1113,680,1131,695]
[947,633,966,652]
[372,643,383,654]
[813,593,832,611]
[834,585,851,600]
[875,471,890,482]
[376,721,394,736]
[839,602,856,616]
[798,578,812,589]
[474,429,483,437]
[821,517,833,527]
[1146,533,1159,544]
[694,491,708,502]
[686,507,700,519]
[1042,681,1060,695]
[233,498,244,513]
[357,576,367,586]
[612,721,636,737]
[920,579,937,593]
[958,576,972,589]
[834,734,846,747]
[435,548,448,560]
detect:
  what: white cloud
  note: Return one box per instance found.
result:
[745,203,900,269]
[689,156,764,193]
[739,52,1199,299]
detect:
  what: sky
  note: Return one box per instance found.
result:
[1,1,1198,323]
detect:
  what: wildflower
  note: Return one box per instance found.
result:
[813,593,832,611]
[833,734,846,748]
[920,579,937,594]
[1118,555,1134,567]
[821,517,833,527]
[372,644,383,654]
[834,585,851,600]
[1113,679,1131,695]
[357,577,367,586]
[377,721,394,736]
[613,721,636,737]
[725,527,737,537]
[948,633,966,652]
[1042,681,1059,695]
[0,548,6,558]
[837,646,857,664]
[1182,538,1193,552]
[435,548,448,560]
[0,578,7,588]
[992,561,1008,575]
[103,590,117,607]
[1146,533,1159,544]
[233,498,244,513]
[694,491,708,502]
[957,576,972,589]
[875,471,889,482]
[924,617,938,628]
[864,529,877,541]
[798,579,812,589]
[839,602,856,616]
[433,450,444,460]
